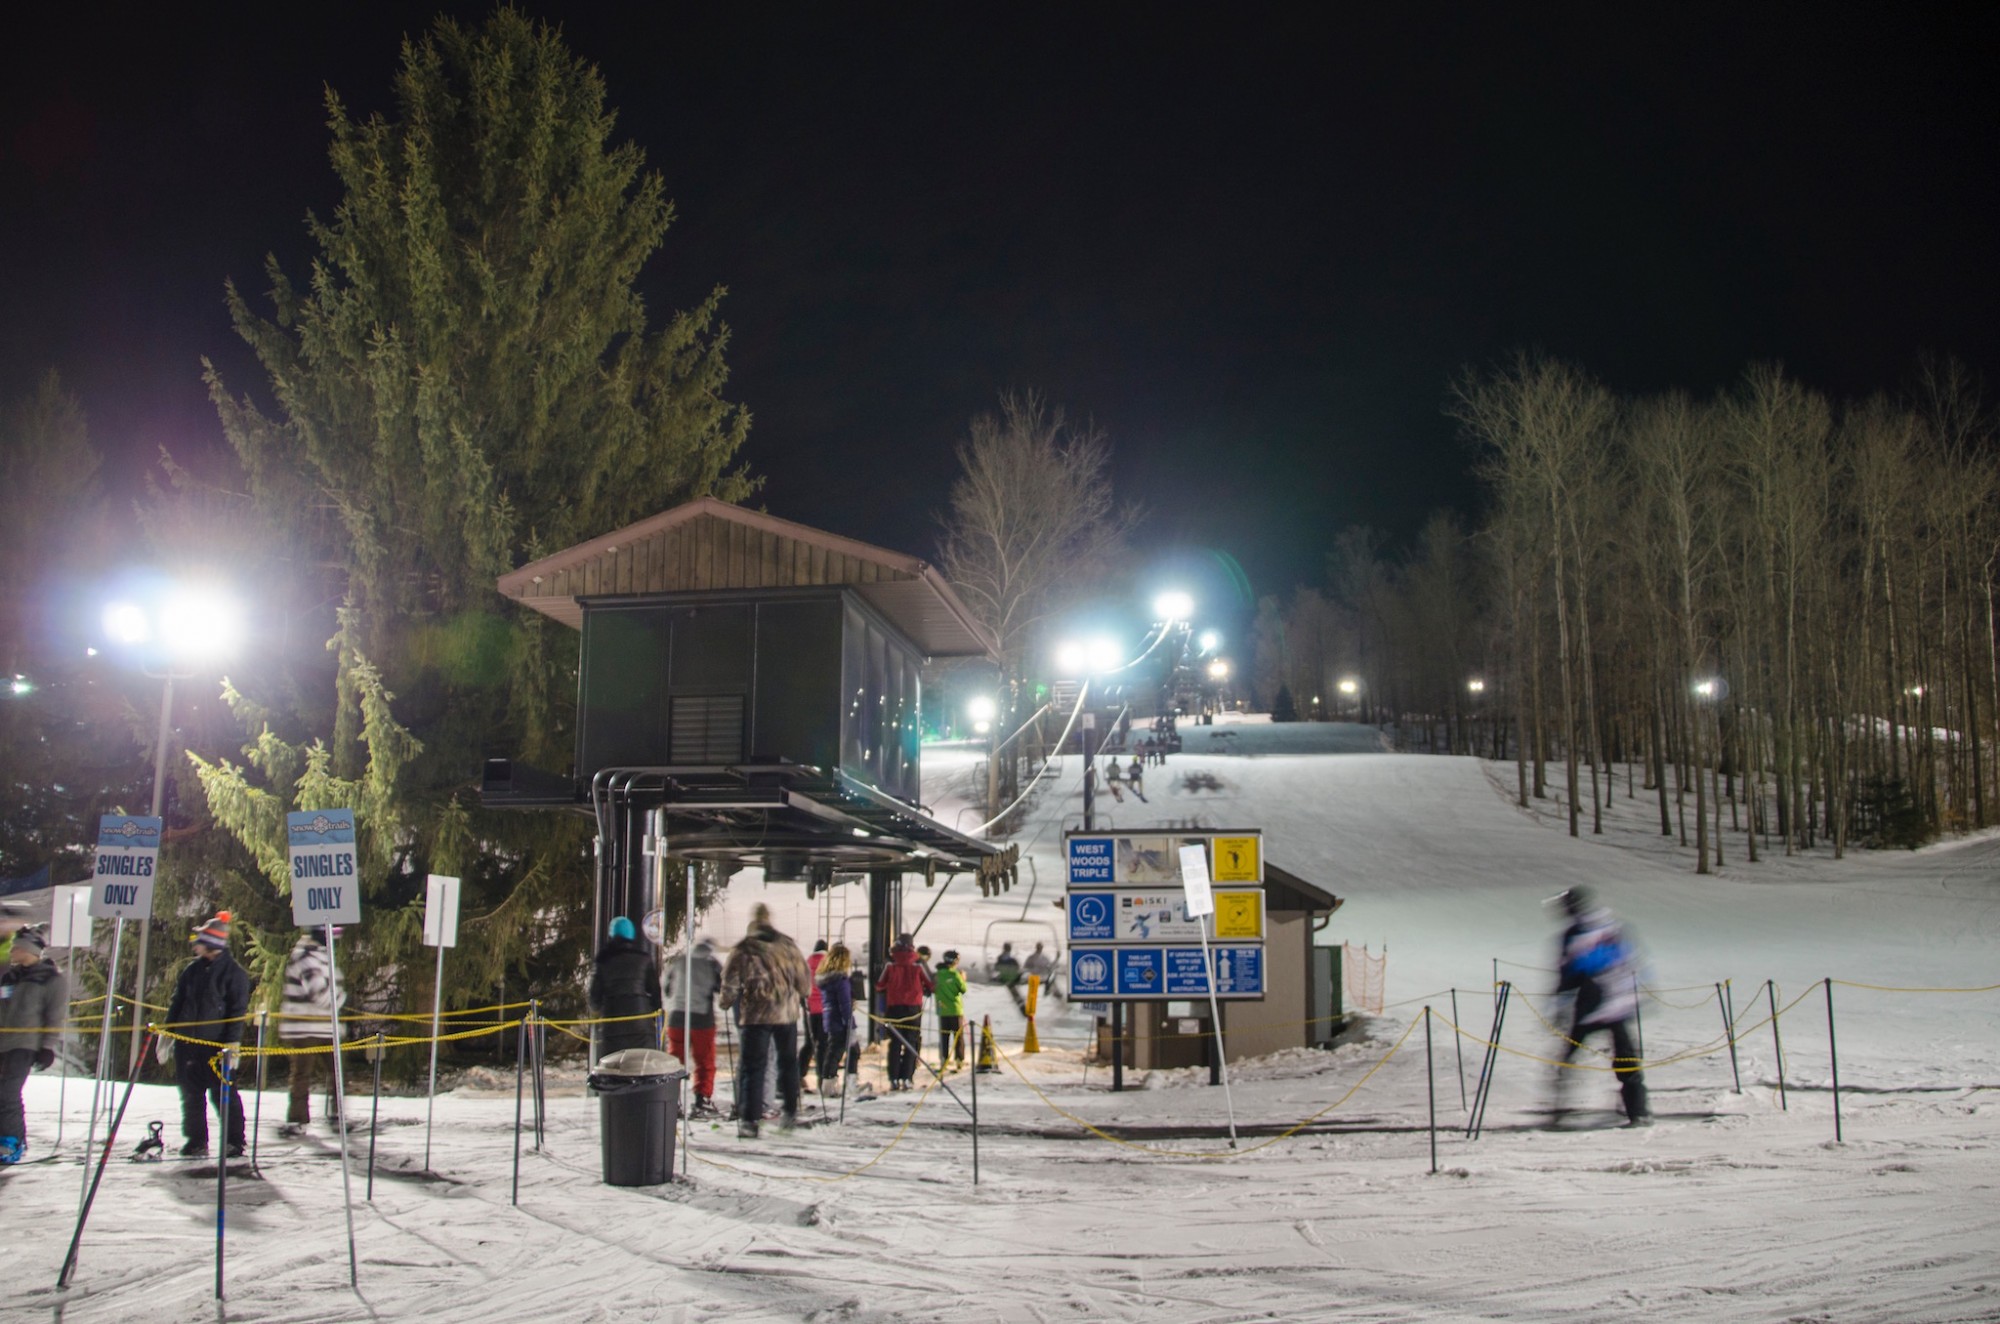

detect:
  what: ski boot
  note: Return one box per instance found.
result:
[0,1135,25,1165]
[131,1121,166,1160]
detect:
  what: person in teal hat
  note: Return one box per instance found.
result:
[588,916,661,1059]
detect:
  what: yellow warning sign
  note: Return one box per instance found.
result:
[1212,890,1264,940]
[1212,835,1261,882]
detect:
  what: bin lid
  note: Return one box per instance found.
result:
[593,1047,685,1077]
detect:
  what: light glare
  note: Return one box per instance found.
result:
[103,602,150,645]
[1153,591,1194,622]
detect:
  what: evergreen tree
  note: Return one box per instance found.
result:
[1271,685,1298,723]
[189,10,754,1038]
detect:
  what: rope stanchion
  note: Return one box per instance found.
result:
[57,1028,156,1290]
[1718,981,1742,1093]
[1424,1006,1437,1175]
[1767,979,1788,1111]
[693,1076,938,1184]
[1826,978,1843,1143]
[1466,981,1510,1140]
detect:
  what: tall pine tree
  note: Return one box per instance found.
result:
[189,9,754,1033]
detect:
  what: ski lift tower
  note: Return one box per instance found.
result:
[481,497,1014,1009]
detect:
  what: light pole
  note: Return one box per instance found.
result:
[102,587,242,1074]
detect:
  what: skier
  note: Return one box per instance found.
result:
[0,927,67,1164]
[278,928,343,1136]
[1548,887,1651,1128]
[588,916,661,1058]
[1023,942,1054,984]
[717,904,812,1137]
[1127,755,1147,801]
[933,950,968,1071]
[815,943,856,1091]
[876,934,933,1090]
[164,912,251,1157]
[994,942,1024,1010]
[1104,758,1125,802]
[664,937,723,1116]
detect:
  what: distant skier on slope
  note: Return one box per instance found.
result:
[1548,887,1651,1128]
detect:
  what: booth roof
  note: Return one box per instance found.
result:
[496,497,997,659]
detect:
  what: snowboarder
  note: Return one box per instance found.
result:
[664,937,723,1116]
[278,928,343,1135]
[1549,887,1651,1127]
[164,912,251,1157]
[933,950,968,1071]
[0,927,67,1164]
[588,916,661,1058]
[876,934,933,1090]
[717,904,812,1137]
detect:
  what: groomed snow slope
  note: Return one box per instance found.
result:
[11,726,1998,1322]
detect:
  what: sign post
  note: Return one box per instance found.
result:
[1179,843,1238,1148]
[421,874,460,1173]
[81,814,160,1205]
[49,884,93,1151]
[287,810,361,1288]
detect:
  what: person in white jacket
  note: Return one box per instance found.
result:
[279,930,344,1134]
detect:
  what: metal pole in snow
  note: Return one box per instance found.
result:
[511,1012,526,1206]
[79,918,125,1213]
[215,1052,231,1299]
[57,1029,154,1289]
[1197,924,1238,1150]
[424,941,444,1172]
[250,1010,267,1171]
[366,1032,383,1200]
[683,857,696,1180]
[1425,1006,1437,1175]
[1825,978,1842,1143]
[1449,988,1467,1111]
[326,927,359,1287]
[1717,981,1742,1092]
[1766,979,1787,1111]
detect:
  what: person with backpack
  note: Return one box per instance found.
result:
[718,905,812,1137]
[666,937,723,1116]
[876,934,933,1090]
[278,928,343,1136]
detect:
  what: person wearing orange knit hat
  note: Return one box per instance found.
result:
[164,911,251,1156]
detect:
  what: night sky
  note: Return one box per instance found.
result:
[5,6,1997,627]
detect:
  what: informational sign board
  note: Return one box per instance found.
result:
[1067,944,1266,1000]
[1066,888,1264,944]
[51,884,93,948]
[1179,843,1214,918]
[89,815,162,919]
[422,874,460,948]
[287,809,361,927]
[1065,831,1263,886]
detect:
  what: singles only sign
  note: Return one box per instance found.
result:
[288,809,361,926]
[90,815,162,919]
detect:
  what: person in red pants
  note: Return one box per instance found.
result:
[665,937,723,1116]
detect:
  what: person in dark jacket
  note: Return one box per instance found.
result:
[588,916,662,1059]
[165,912,251,1157]
[1549,887,1651,1127]
[815,943,856,1092]
[876,934,933,1091]
[0,927,68,1164]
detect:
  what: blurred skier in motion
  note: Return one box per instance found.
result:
[1548,886,1651,1128]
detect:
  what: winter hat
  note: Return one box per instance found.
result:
[609,916,637,941]
[1552,887,1593,918]
[941,950,959,964]
[12,926,47,954]
[192,911,233,950]
[749,903,773,933]
[812,939,828,953]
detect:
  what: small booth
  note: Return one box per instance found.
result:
[482,497,1012,993]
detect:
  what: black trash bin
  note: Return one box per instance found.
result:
[588,1048,686,1186]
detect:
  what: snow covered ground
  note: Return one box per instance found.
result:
[10,725,1999,1322]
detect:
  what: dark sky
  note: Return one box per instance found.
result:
[5,5,1997,625]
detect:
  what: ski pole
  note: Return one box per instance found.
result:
[1449,988,1466,1111]
[1825,978,1842,1143]
[217,1049,232,1300]
[1425,1006,1437,1175]
[1766,979,1787,1111]
[511,1014,526,1206]
[1717,981,1741,1092]
[366,1031,383,1201]
[58,1029,155,1289]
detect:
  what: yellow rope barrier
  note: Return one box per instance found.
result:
[692,1077,938,1184]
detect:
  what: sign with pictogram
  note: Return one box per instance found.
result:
[288,809,361,926]
[89,815,162,919]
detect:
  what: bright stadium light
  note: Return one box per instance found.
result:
[968,695,997,724]
[1153,591,1194,623]
[103,601,151,645]
[1468,678,1486,693]
[159,588,244,662]
[1207,659,1230,681]
[1338,678,1359,696]
[1198,630,1220,652]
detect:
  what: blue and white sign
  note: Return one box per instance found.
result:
[1164,945,1265,997]
[1067,836,1114,884]
[1070,949,1115,998]
[90,815,162,919]
[287,809,361,926]
[1117,947,1164,997]
[1068,892,1116,942]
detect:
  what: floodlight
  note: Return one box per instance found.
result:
[1085,637,1122,674]
[1153,591,1194,622]
[159,588,243,662]
[1467,678,1486,693]
[1338,678,1359,696]
[1207,660,1229,681]
[103,602,150,645]
[1198,630,1220,652]
[968,696,997,724]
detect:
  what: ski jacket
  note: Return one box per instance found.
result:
[876,946,933,1007]
[806,951,825,1015]
[1557,907,1640,1028]
[0,958,68,1053]
[818,967,856,1044]
[279,936,343,1041]
[719,927,813,1026]
[1023,949,1054,979]
[664,945,723,1030]
[933,965,967,1017]
[167,949,252,1046]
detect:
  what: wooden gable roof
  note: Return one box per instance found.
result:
[496,496,998,659]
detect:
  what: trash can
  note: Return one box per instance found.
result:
[588,1048,686,1186]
